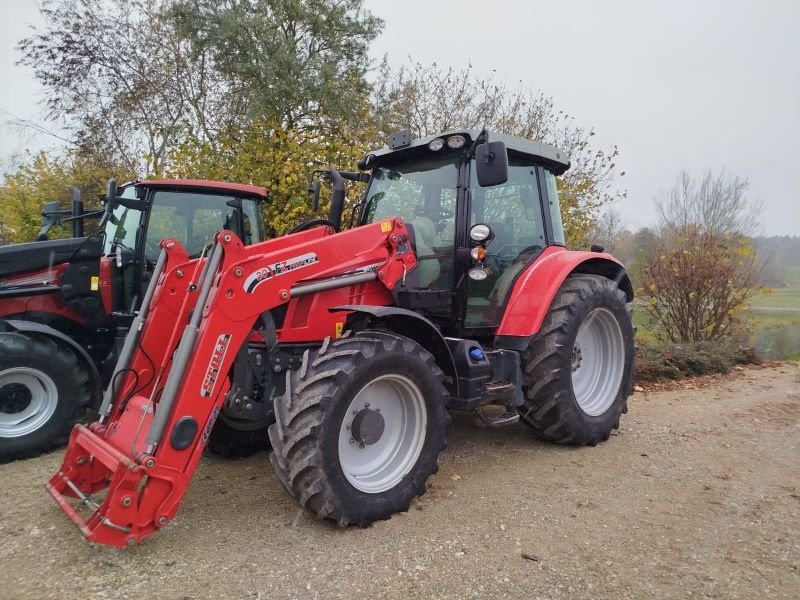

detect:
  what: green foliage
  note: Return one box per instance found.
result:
[0,152,132,243]
[635,339,759,382]
[164,121,373,235]
[169,0,383,129]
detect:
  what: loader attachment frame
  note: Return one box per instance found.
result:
[47,219,416,547]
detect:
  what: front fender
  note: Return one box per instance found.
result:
[329,305,459,397]
[494,248,632,349]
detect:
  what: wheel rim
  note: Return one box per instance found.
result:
[571,308,625,416]
[0,367,59,438]
[338,374,427,494]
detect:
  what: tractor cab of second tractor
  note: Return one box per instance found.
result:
[101,179,271,316]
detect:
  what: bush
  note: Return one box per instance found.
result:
[634,339,760,382]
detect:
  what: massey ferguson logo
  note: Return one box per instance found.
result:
[200,334,232,398]
[243,252,319,293]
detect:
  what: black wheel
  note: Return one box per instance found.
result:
[518,274,634,445]
[207,412,273,458]
[269,331,450,526]
[0,332,91,461]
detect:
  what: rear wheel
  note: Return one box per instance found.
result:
[518,274,634,445]
[207,412,273,458]
[269,331,450,525]
[0,332,90,461]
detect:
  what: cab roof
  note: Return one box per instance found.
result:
[136,179,270,200]
[367,129,571,175]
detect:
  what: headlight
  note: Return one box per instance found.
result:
[469,223,493,243]
[468,267,488,281]
[446,135,466,149]
[428,138,445,151]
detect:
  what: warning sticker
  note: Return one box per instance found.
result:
[335,322,344,338]
[380,220,392,233]
[90,276,99,291]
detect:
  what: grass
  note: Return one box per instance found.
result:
[743,310,800,328]
[748,287,800,309]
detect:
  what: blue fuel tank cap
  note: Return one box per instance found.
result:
[469,347,485,362]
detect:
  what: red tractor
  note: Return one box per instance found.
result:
[0,179,272,460]
[47,129,635,546]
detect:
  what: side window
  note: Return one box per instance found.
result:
[544,170,566,246]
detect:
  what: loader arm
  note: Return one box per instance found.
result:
[47,218,416,547]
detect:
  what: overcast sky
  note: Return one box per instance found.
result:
[1,0,798,235]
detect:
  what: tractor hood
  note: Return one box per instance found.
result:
[0,236,103,279]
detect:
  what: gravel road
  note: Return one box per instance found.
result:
[1,364,799,599]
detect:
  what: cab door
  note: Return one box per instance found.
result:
[464,159,549,329]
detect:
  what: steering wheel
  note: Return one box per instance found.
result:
[287,218,337,235]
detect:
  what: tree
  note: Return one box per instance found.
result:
[169,0,383,130]
[18,0,229,175]
[372,61,626,248]
[637,170,763,343]
[0,150,132,244]
[164,120,375,235]
[656,170,763,238]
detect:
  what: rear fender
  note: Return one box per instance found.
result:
[0,318,102,405]
[494,249,633,350]
[330,305,459,397]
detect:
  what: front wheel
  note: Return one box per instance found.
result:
[269,331,450,526]
[518,274,634,445]
[0,332,91,461]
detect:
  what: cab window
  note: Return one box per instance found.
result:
[145,192,266,260]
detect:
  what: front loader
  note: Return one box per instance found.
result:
[48,129,635,546]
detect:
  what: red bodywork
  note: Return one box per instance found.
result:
[495,246,628,338]
[0,264,85,323]
[47,219,414,547]
[138,179,269,199]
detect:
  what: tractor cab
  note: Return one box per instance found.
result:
[357,130,570,337]
[102,179,270,313]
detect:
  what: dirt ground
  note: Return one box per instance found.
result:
[1,364,798,600]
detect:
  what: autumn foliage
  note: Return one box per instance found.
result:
[637,227,761,342]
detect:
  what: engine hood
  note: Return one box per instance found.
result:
[0,236,103,279]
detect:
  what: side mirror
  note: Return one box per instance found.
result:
[309,179,322,212]
[475,141,508,187]
[106,178,118,203]
[36,201,63,241]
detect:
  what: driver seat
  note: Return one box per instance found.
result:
[406,215,441,288]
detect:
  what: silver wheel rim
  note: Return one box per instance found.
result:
[0,367,59,438]
[338,374,427,494]
[571,308,625,416]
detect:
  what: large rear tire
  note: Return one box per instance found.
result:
[0,332,91,461]
[518,274,634,445]
[269,331,450,526]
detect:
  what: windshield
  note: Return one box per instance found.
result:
[363,154,459,289]
[102,186,141,256]
[145,191,267,261]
